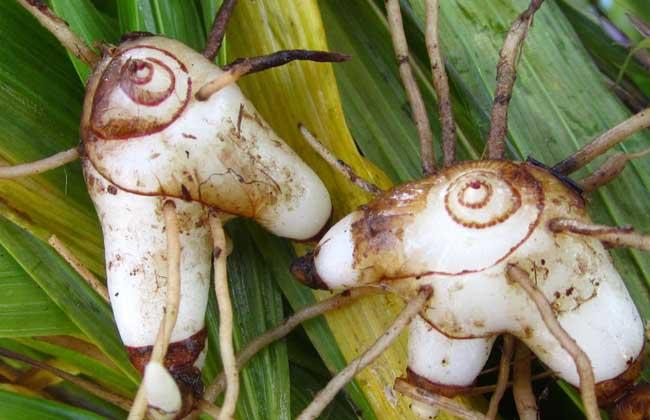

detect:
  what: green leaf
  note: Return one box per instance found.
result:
[558,0,650,101]
[0,388,104,420]
[599,0,650,44]
[249,223,376,420]
[45,381,127,419]
[290,363,359,420]
[16,337,136,396]
[0,219,138,384]
[213,220,290,420]
[0,245,77,337]
[0,2,103,274]
[321,0,484,183]
[49,0,120,82]
[198,0,228,65]
[0,337,52,363]
[617,38,650,88]
[116,0,206,50]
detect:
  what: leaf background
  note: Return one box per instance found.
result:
[0,0,648,418]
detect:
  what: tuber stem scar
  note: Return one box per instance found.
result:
[208,212,238,420]
[0,347,132,411]
[0,148,79,179]
[549,218,650,251]
[48,235,109,303]
[128,201,182,420]
[394,378,487,420]
[203,0,238,61]
[506,264,601,420]
[512,342,538,420]
[299,124,382,195]
[485,0,544,160]
[553,107,650,175]
[203,287,380,401]
[196,50,350,101]
[386,0,437,176]
[425,0,456,167]
[297,287,433,420]
[16,0,99,66]
[487,334,515,419]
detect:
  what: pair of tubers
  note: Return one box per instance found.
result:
[73,33,650,419]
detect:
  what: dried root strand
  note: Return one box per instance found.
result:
[0,148,79,179]
[197,50,350,101]
[203,0,238,61]
[487,334,515,419]
[208,212,238,420]
[129,201,182,420]
[16,0,98,66]
[296,287,433,420]
[394,379,487,420]
[48,235,109,303]
[385,0,437,176]
[549,218,650,251]
[512,342,538,420]
[553,107,650,175]
[0,347,131,411]
[465,370,553,396]
[196,399,221,419]
[506,264,601,420]
[579,148,650,192]
[298,124,382,195]
[485,0,544,160]
[151,202,182,363]
[203,287,379,401]
[425,0,456,167]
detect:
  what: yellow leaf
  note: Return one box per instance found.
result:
[226,1,483,417]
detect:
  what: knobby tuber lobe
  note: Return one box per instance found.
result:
[292,160,644,405]
[80,35,332,405]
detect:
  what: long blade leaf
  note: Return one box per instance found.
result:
[0,219,137,384]
[0,245,77,337]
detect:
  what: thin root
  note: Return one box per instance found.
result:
[298,124,382,195]
[196,50,350,101]
[16,0,98,66]
[487,334,515,419]
[197,399,221,419]
[464,370,553,397]
[208,212,238,420]
[549,218,650,251]
[203,287,379,401]
[425,0,456,167]
[48,235,109,303]
[553,107,650,174]
[0,347,131,411]
[394,379,487,420]
[506,264,601,420]
[579,147,650,192]
[485,0,544,159]
[0,148,79,179]
[386,0,437,176]
[128,201,182,420]
[513,342,538,420]
[203,0,238,61]
[296,287,433,420]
